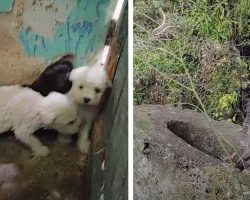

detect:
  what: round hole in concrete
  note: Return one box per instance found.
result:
[167,120,222,159]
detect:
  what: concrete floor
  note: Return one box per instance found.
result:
[0,130,90,200]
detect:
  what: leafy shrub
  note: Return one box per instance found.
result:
[134,0,250,123]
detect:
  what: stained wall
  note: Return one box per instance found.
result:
[0,0,117,84]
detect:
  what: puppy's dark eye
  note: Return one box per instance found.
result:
[95,88,101,93]
[79,85,84,89]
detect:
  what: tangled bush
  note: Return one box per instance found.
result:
[134,0,250,123]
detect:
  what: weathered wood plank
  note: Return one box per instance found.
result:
[90,36,128,200]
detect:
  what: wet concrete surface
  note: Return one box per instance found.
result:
[0,129,90,200]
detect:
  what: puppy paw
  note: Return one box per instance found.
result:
[35,146,50,157]
[78,140,90,154]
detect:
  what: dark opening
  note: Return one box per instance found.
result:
[167,120,222,159]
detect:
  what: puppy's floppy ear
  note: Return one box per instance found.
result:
[69,69,78,81]
[69,67,88,81]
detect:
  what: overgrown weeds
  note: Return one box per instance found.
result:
[134,0,250,123]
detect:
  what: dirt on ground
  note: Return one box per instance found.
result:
[0,130,90,200]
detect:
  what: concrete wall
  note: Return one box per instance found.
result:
[17,0,117,66]
[0,0,117,85]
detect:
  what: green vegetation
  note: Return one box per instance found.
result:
[134,0,250,123]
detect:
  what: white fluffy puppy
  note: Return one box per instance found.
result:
[67,65,111,153]
[0,85,80,157]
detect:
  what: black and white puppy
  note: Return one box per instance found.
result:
[24,55,75,145]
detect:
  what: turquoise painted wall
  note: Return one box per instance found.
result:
[0,0,14,13]
[15,0,115,66]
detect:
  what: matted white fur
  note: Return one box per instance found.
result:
[0,85,80,157]
[68,65,111,153]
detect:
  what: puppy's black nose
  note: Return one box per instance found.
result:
[83,98,91,103]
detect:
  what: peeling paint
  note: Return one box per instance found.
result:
[22,0,76,39]
[18,0,116,66]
